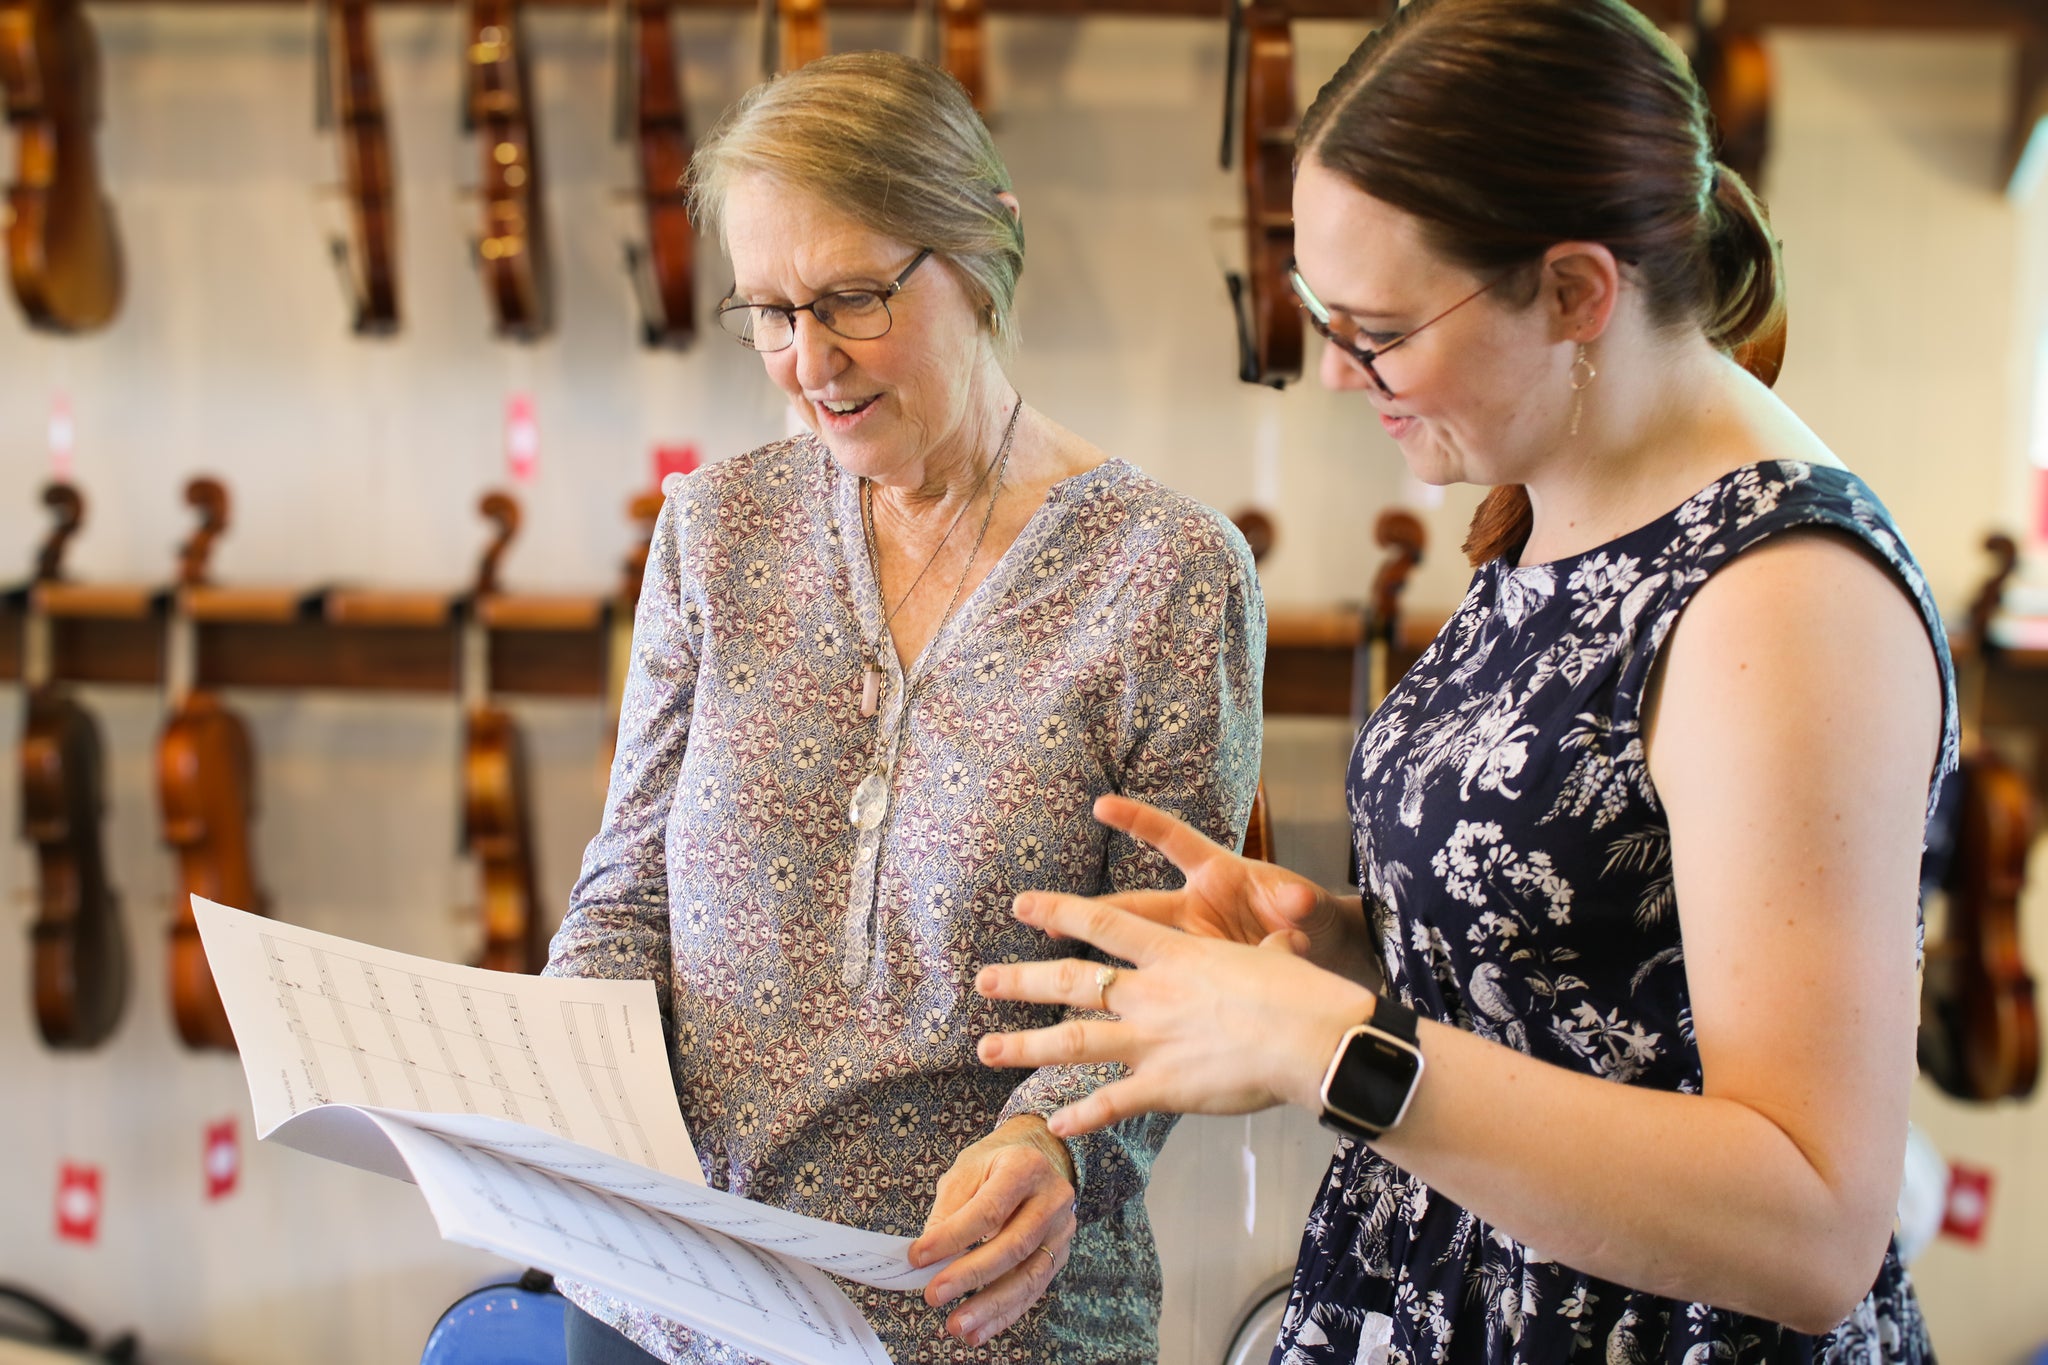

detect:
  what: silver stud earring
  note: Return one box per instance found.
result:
[1568,343,1598,437]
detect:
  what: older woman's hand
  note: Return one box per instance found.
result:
[1092,795,1378,983]
[977,891,1376,1137]
[908,1114,1078,1346]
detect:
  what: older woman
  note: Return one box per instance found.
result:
[978,2,1949,1363]
[544,50,1264,1365]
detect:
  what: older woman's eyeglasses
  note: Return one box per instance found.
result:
[717,248,934,352]
[1288,264,1500,398]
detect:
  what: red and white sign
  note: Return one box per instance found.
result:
[1940,1162,1994,1244]
[654,442,700,485]
[204,1118,240,1202]
[55,1163,101,1244]
[48,390,74,482]
[505,392,540,484]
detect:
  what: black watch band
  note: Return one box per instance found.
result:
[1317,994,1426,1141]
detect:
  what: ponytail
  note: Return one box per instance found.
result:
[1699,162,1784,354]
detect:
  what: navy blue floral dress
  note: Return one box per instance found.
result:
[1278,462,1954,1365]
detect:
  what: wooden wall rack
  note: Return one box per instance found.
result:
[0,585,610,700]
[0,583,1430,716]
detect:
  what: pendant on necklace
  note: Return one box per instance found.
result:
[860,662,880,719]
[850,769,890,831]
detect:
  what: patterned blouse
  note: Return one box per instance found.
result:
[546,435,1265,1364]
[1278,462,1956,1365]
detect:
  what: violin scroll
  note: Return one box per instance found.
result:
[34,481,83,582]
[178,476,231,589]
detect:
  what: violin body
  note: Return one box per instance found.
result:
[0,0,121,331]
[463,703,544,974]
[628,0,695,349]
[934,0,986,111]
[159,691,265,1052]
[1695,25,1771,193]
[23,684,125,1048]
[1920,753,2041,1103]
[1232,0,1300,388]
[328,0,399,334]
[465,0,552,339]
[778,0,826,73]
[1353,509,1426,725]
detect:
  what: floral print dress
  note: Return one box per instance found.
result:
[1277,462,1955,1365]
[546,436,1265,1364]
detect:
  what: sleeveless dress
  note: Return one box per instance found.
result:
[1277,462,1956,1365]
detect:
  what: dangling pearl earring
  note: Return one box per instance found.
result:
[1568,343,1598,437]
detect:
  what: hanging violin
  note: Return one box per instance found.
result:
[761,0,826,78]
[1920,532,2040,1102]
[616,0,695,349]
[464,0,553,339]
[21,483,127,1049]
[158,477,268,1052]
[318,0,399,334]
[461,491,546,975]
[0,0,121,331]
[1229,507,1277,862]
[1690,6,1785,386]
[927,0,986,113]
[1351,508,1426,728]
[1219,0,1301,388]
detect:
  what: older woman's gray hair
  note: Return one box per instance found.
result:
[687,51,1025,353]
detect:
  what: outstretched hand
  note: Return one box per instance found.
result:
[1093,795,1378,982]
[976,891,1376,1137]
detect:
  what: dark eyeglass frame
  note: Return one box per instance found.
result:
[1288,263,1501,398]
[717,247,935,352]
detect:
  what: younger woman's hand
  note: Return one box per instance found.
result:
[977,890,1376,1136]
[1093,795,1376,981]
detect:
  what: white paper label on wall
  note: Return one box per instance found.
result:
[505,392,540,484]
[48,390,74,481]
[1254,408,1283,512]
[1241,1114,1257,1236]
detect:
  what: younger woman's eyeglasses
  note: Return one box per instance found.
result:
[1288,264,1500,398]
[717,248,934,352]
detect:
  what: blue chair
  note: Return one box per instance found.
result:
[420,1269,567,1365]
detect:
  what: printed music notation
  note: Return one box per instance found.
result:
[393,1129,889,1365]
[260,931,667,1163]
[192,897,937,1365]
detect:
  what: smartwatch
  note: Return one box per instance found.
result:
[1318,994,1425,1140]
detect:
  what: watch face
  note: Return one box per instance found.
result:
[1325,1027,1423,1133]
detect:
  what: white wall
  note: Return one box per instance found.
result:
[1,11,2044,1365]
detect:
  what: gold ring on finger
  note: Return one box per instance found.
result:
[1093,964,1118,1013]
[1034,1244,1057,1274]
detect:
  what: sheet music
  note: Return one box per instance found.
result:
[334,1109,939,1292]
[193,896,944,1365]
[192,896,700,1180]
[378,1115,894,1365]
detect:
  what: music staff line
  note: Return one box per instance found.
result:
[259,933,655,1162]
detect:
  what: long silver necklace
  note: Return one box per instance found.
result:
[847,396,1022,833]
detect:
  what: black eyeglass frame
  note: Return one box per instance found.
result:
[717,247,935,352]
[1287,263,1501,398]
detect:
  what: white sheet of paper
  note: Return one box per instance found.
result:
[191,894,946,1361]
[191,895,699,1179]
[373,1113,894,1365]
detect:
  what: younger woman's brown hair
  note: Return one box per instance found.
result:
[1297,0,1784,565]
